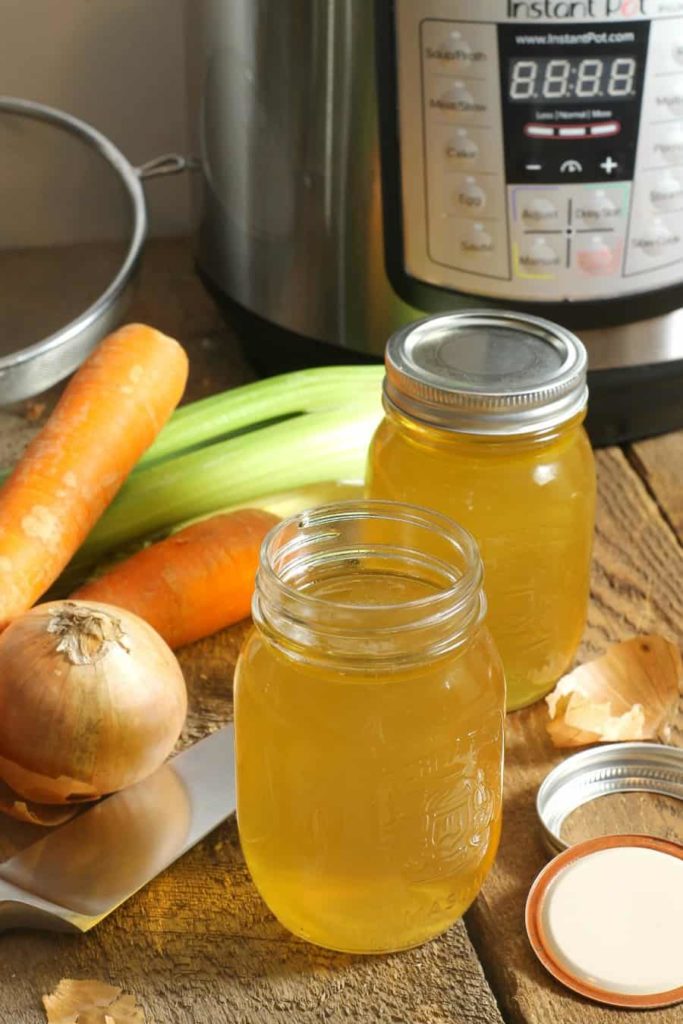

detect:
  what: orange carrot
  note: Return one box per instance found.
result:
[71,509,279,648]
[0,324,188,626]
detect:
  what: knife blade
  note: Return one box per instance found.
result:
[0,724,235,933]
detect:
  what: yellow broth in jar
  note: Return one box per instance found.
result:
[234,502,505,954]
[367,410,595,709]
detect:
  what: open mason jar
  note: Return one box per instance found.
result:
[234,500,505,954]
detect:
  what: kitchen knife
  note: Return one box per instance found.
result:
[0,724,235,933]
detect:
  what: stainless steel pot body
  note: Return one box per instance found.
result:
[186,0,420,351]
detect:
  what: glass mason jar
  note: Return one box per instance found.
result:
[366,312,596,712]
[234,501,505,954]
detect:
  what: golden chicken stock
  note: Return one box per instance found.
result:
[234,502,505,953]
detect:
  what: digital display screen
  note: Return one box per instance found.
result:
[508,56,638,102]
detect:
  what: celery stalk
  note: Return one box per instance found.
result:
[74,397,382,568]
[137,365,384,467]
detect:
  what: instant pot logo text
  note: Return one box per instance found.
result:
[507,0,648,16]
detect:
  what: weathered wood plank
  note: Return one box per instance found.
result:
[465,447,683,1024]
[629,430,683,544]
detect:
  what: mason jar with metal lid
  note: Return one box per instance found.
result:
[366,311,596,711]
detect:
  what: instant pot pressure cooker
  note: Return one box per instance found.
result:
[186,0,683,444]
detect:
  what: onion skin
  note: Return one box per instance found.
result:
[0,600,187,805]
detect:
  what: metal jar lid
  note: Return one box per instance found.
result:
[384,310,588,435]
[537,742,683,856]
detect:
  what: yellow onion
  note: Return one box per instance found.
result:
[0,600,187,806]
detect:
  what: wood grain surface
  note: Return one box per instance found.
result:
[0,239,681,1024]
[630,430,683,543]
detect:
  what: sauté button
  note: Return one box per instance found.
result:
[461,222,494,254]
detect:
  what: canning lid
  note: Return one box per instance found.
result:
[384,310,588,435]
[536,741,683,856]
[526,834,683,1008]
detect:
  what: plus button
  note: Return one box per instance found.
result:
[600,156,618,175]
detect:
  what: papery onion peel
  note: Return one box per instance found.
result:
[545,634,682,748]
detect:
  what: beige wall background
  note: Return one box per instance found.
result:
[1,0,192,246]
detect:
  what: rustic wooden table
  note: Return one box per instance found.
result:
[0,239,681,1024]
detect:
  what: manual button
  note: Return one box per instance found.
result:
[518,237,562,273]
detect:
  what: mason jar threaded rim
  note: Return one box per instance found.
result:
[384,310,588,436]
[252,500,487,668]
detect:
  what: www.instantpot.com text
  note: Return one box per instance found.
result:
[514,29,636,42]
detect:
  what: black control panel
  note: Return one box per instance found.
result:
[497,21,650,184]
